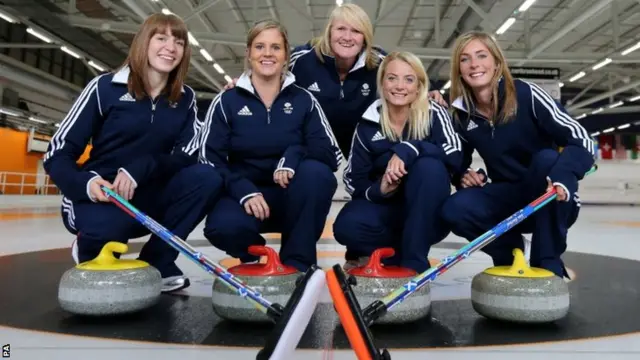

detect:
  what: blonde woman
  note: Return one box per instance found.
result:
[199,20,341,272]
[332,51,462,273]
[441,31,596,279]
[289,3,445,158]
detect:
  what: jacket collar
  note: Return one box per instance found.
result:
[321,49,369,74]
[361,99,382,123]
[111,66,185,93]
[236,70,296,95]
[451,76,505,115]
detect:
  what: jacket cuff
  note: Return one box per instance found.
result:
[392,141,420,166]
[365,179,397,203]
[230,179,261,205]
[239,192,262,206]
[85,171,101,203]
[546,176,571,202]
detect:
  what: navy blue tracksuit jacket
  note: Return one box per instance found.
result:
[344,99,463,202]
[451,78,596,200]
[289,44,441,157]
[289,44,385,156]
[44,66,204,203]
[199,71,343,205]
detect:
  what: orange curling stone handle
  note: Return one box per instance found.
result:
[347,247,417,278]
[228,245,299,276]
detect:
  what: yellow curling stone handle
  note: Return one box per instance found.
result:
[76,241,151,270]
[482,248,555,278]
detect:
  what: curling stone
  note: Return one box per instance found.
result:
[211,245,301,322]
[471,248,570,323]
[347,248,431,325]
[58,241,162,316]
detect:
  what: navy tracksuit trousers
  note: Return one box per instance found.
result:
[61,163,223,278]
[203,159,337,272]
[333,157,452,273]
[440,149,580,278]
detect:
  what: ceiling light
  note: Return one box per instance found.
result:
[60,46,81,59]
[621,41,640,56]
[518,0,536,12]
[88,60,105,72]
[26,28,52,43]
[592,58,612,70]
[0,10,17,23]
[569,71,585,82]
[496,18,516,35]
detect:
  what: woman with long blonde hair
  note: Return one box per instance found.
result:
[441,30,596,279]
[44,13,222,293]
[332,51,462,273]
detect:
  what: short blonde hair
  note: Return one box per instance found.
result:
[450,30,517,124]
[311,4,379,70]
[244,19,291,73]
[377,51,431,142]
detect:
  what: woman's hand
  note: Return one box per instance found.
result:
[113,171,137,200]
[384,154,407,184]
[460,169,485,188]
[88,177,114,202]
[428,90,448,108]
[546,178,568,201]
[244,195,270,220]
[273,169,294,188]
[380,176,400,195]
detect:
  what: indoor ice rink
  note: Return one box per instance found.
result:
[0,0,639,359]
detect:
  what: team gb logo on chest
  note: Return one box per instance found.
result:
[283,102,293,114]
[361,83,370,96]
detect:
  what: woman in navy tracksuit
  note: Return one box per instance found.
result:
[332,51,463,274]
[44,13,222,293]
[440,31,596,278]
[288,3,445,158]
[199,20,342,273]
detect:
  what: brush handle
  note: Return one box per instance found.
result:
[372,165,597,314]
[101,186,279,316]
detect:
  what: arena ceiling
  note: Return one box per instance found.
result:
[0,0,639,133]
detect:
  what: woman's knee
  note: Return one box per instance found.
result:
[293,160,337,190]
[440,191,470,228]
[407,157,450,184]
[333,203,366,246]
[177,163,224,194]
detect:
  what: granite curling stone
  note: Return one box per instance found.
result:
[471,248,570,323]
[58,241,162,316]
[347,248,431,325]
[211,245,301,323]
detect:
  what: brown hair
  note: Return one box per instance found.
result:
[120,13,191,103]
[244,19,291,73]
[450,30,517,124]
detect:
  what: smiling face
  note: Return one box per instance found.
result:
[381,59,419,108]
[147,29,185,75]
[247,27,286,79]
[459,38,498,92]
[329,19,364,62]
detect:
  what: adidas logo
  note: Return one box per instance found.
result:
[371,131,385,141]
[308,82,320,92]
[238,105,252,116]
[119,93,135,102]
[466,120,478,131]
